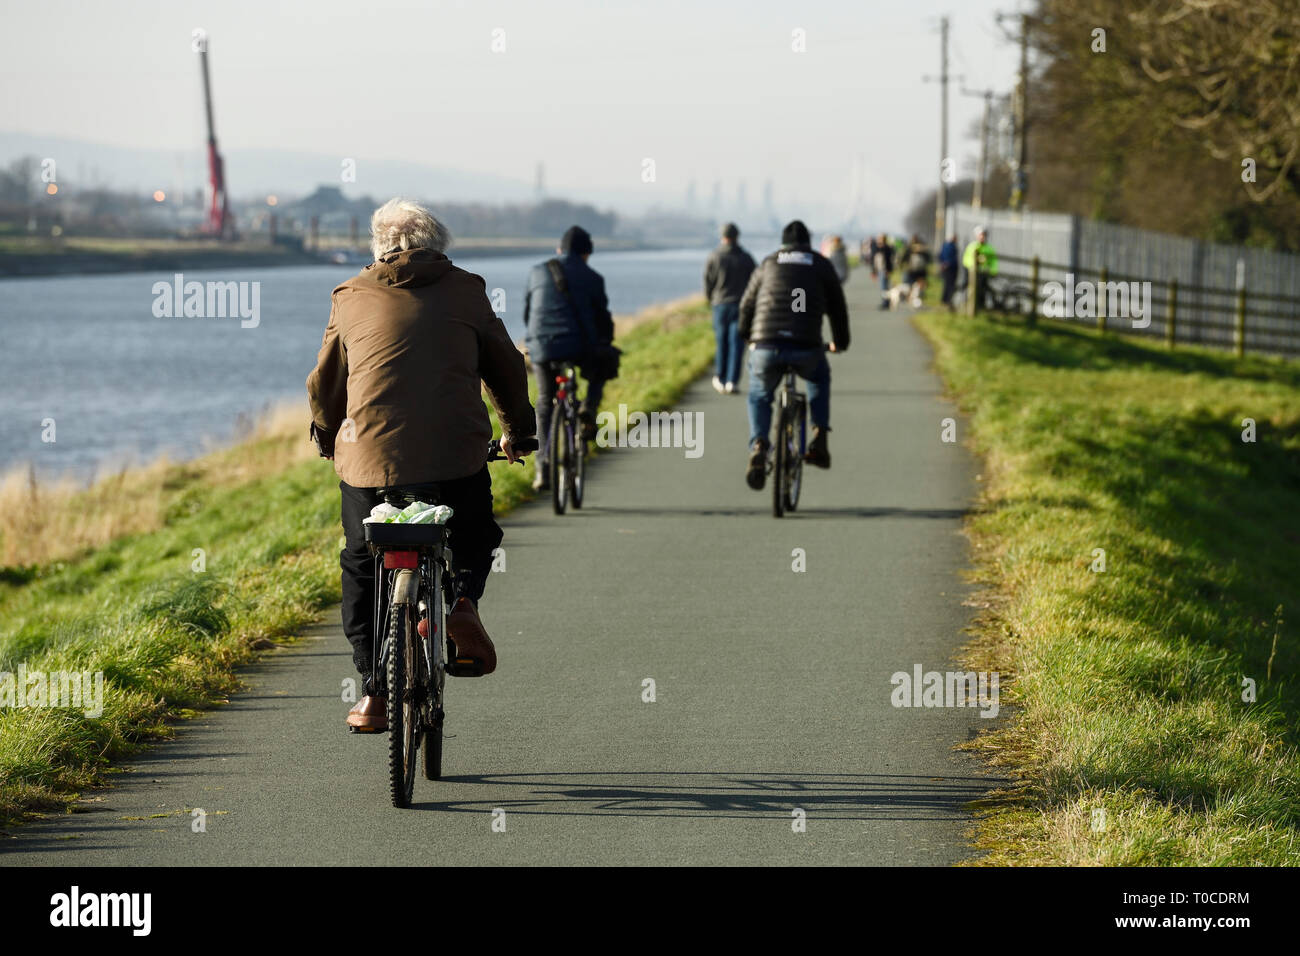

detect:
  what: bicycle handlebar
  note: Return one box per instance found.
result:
[487,436,539,463]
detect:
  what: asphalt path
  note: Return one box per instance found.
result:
[2,270,1003,866]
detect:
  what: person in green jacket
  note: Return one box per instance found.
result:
[961,226,998,311]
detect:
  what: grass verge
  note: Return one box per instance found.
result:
[0,296,713,826]
[915,309,1300,865]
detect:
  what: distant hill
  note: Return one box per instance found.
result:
[0,131,535,204]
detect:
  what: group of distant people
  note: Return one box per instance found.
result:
[854,226,999,313]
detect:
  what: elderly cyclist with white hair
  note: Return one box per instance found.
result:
[307,198,535,733]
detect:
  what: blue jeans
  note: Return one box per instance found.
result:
[711,302,744,385]
[746,346,830,446]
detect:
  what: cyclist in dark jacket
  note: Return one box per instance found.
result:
[738,219,849,489]
[522,225,614,490]
[703,222,756,394]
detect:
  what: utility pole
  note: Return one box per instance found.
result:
[962,87,996,209]
[937,16,949,245]
[922,18,958,247]
[1009,12,1030,210]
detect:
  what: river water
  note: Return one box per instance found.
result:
[0,246,721,481]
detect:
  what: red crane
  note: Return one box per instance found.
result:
[199,46,234,238]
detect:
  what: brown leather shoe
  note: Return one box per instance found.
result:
[447,597,497,676]
[346,695,387,733]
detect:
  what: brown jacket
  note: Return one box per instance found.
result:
[307,248,534,487]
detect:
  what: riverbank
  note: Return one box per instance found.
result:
[0,235,671,278]
[0,295,713,826]
[915,308,1300,865]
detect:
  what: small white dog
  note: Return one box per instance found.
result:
[887,282,922,309]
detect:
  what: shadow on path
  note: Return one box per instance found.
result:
[413,770,1006,822]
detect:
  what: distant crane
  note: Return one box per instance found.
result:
[199,45,234,238]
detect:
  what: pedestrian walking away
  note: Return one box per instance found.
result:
[703,221,757,395]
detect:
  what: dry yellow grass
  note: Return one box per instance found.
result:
[1,295,710,571]
[0,401,313,568]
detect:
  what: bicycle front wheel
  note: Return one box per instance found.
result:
[570,418,585,509]
[786,405,804,512]
[549,408,568,515]
[772,409,787,518]
[386,601,419,808]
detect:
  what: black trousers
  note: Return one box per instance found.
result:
[339,467,501,692]
[940,264,958,305]
[534,361,606,467]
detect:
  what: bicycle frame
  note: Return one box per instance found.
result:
[360,436,537,805]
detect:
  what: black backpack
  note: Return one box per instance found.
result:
[545,259,621,380]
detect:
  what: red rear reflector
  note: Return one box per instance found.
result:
[554,375,566,384]
[384,551,418,569]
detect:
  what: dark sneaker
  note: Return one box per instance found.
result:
[805,427,831,469]
[579,412,597,442]
[346,695,387,733]
[746,439,769,490]
[447,597,497,676]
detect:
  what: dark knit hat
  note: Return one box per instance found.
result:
[781,220,811,246]
[560,225,594,255]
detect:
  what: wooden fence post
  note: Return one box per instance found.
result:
[1028,255,1039,326]
[1098,267,1108,333]
[1235,286,1247,357]
[1166,279,1177,349]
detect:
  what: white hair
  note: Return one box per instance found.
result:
[370,198,451,261]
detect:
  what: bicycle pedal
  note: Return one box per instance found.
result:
[447,657,485,677]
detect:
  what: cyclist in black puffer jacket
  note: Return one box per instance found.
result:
[737,219,850,490]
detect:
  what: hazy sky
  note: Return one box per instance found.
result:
[1,0,1022,225]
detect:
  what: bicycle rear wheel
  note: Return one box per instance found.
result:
[549,408,568,514]
[772,407,787,518]
[386,601,419,807]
